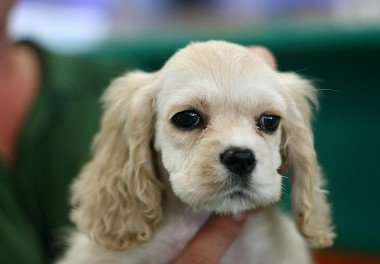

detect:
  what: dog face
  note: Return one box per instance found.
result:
[154,43,286,213]
[70,41,335,251]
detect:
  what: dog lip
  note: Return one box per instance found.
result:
[228,191,247,199]
[227,173,251,189]
[219,187,252,200]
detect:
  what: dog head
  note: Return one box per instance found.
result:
[70,41,334,250]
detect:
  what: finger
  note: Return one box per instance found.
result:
[172,213,249,264]
[249,46,277,69]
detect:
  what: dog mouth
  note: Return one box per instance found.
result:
[196,187,257,214]
[228,191,248,199]
[219,187,253,201]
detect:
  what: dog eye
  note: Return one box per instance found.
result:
[258,115,280,133]
[172,110,204,130]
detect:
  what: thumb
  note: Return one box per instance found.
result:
[172,213,249,264]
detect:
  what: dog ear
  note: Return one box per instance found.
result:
[279,73,335,248]
[70,71,161,250]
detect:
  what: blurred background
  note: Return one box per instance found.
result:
[9,0,380,53]
[5,0,380,263]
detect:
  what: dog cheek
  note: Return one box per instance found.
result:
[190,144,226,198]
[195,157,225,193]
[251,143,282,201]
[161,147,187,175]
[273,147,282,171]
[155,127,190,173]
[170,141,225,206]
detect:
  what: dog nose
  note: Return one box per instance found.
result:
[220,147,256,175]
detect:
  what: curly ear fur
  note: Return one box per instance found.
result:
[70,71,161,250]
[279,73,335,248]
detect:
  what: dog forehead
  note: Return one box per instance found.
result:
[157,41,286,113]
[162,41,273,82]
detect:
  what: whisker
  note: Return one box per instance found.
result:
[178,204,192,224]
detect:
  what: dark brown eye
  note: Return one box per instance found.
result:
[258,115,280,133]
[172,110,204,130]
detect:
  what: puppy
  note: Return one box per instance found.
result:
[58,41,335,264]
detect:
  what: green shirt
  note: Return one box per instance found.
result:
[0,43,129,263]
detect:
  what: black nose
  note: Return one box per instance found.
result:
[220,147,256,175]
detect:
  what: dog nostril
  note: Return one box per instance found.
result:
[220,147,256,175]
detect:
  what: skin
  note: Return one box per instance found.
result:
[0,1,276,262]
[0,0,40,163]
[173,212,251,264]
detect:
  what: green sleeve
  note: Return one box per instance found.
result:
[11,45,130,262]
[0,161,46,264]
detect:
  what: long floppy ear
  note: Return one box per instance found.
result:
[279,73,335,248]
[70,71,161,250]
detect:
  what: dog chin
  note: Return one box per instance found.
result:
[195,195,260,215]
[190,190,281,215]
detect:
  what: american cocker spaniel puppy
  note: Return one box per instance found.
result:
[58,41,335,264]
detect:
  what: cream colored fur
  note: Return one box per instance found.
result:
[70,72,161,250]
[59,41,335,264]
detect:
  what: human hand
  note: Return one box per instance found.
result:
[172,213,250,264]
